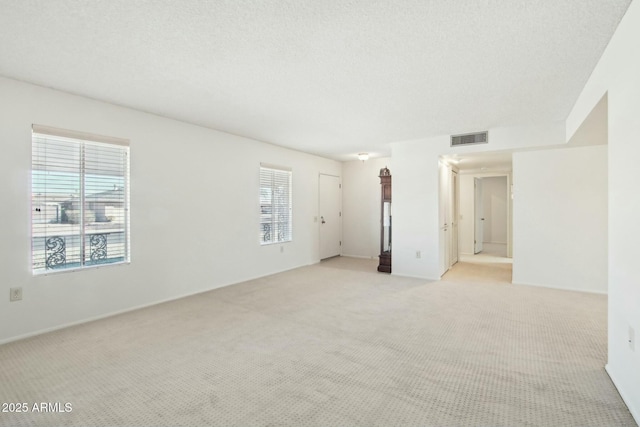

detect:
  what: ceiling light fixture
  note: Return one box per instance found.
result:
[358,153,369,162]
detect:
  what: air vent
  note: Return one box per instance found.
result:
[451,131,488,147]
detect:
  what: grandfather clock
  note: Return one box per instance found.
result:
[378,167,392,273]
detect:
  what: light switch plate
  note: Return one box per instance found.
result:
[10,287,22,302]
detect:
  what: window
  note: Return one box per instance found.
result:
[259,164,292,244]
[31,125,130,274]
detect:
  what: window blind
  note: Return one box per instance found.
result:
[259,165,292,245]
[31,126,130,273]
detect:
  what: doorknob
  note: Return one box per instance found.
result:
[321,216,326,224]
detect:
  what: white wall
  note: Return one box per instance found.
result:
[482,176,508,244]
[566,1,640,421]
[342,157,392,259]
[391,122,563,279]
[512,145,608,294]
[0,76,341,344]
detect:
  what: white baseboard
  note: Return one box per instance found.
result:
[512,280,607,295]
[606,364,640,425]
[391,272,440,281]
[340,254,376,260]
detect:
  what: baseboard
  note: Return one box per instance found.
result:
[340,254,376,260]
[0,264,306,346]
[391,272,440,281]
[606,364,640,425]
[512,280,607,295]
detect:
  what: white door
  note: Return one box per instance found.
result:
[439,162,450,274]
[450,170,459,265]
[319,174,341,259]
[474,177,484,254]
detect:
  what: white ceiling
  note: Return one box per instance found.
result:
[447,90,609,172]
[0,1,631,161]
[446,151,514,172]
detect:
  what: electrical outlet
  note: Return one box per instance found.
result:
[10,287,22,302]
[416,251,421,259]
[280,246,284,253]
[630,326,635,351]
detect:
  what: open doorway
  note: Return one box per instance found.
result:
[440,152,513,284]
[473,176,509,258]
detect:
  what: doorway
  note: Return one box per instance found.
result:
[439,162,461,274]
[439,152,513,283]
[450,170,459,266]
[474,177,484,254]
[319,174,342,260]
[474,176,509,257]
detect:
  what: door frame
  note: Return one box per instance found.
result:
[450,169,459,266]
[474,177,484,254]
[464,172,512,258]
[318,173,342,260]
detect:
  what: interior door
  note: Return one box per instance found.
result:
[474,177,484,254]
[319,174,341,259]
[439,162,450,274]
[450,170,459,265]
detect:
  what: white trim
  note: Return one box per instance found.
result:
[32,124,129,147]
[340,254,375,260]
[33,260,130,277]
[459,168,512,175]
[318,172,341,179]
[260,162,291,172]
[512,280,607,295]
[391,272,440,281]
[606,364,640,426]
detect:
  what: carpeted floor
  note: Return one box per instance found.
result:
[0,257,636,426]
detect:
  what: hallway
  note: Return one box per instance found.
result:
[444,243,512,284]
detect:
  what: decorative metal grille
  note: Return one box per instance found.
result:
[45,236,66,269]
[262,223,271,242]
[90,234,107,261]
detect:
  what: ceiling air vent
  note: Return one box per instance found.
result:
[451,131,488,147]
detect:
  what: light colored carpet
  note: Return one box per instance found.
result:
[442,261,513,285]
[0,257,636,427]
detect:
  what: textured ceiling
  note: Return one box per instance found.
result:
[0,1,631,160]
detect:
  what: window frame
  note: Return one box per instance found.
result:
[259,164,292,245]
[31,125,131,275]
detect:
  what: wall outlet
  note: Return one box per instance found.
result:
[314,216,318,223]
[10,287,22,302]
[629,326,635,351]
[416,251,421,259]
[280,246,284,253]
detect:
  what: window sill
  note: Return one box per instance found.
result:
[33,260,130,276]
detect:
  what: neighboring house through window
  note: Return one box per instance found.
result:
[31,125,130,274]
[259,164,292,244]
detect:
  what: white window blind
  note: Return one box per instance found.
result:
[259,165,292,245]
[31,126,130,274]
